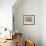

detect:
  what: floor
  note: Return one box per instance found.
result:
[0,39,24,46]
[0,39,16,46]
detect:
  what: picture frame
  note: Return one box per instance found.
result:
[23,15,35,25]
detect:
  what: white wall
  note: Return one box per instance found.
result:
[13,0,46,46]
[41,0,46,46]
[0,0,16,29]
[13,0,41,46]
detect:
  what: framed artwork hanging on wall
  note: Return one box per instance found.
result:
[23,15,35,25]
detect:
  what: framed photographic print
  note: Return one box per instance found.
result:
[23,15,35,25]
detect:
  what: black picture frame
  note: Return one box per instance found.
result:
[23,15,35,25]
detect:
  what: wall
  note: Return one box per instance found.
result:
[0,0,16,29]
[41,0,46,46]
[13,0,41,46]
